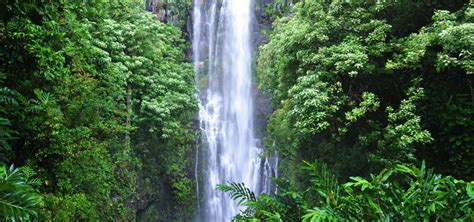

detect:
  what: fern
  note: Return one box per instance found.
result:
[217,182,256,206]
[0,87,17,106]
[302,207,338,222]
[22,166,41,187]
[302,161,340,208]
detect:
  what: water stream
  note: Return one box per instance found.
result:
[192,0,274,221]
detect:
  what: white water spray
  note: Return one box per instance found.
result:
[193,0,274,221]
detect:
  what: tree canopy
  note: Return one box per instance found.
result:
[220,1,474,221]
[1,0,197,220]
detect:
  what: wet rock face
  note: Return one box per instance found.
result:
[146,0,182,24]
[253,0,277,140]
[145,0,164,17]
[253,84,273,139]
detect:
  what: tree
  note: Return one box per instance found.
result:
[258,0,472,182]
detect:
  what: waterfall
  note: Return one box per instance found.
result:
[192,0,275,221]
[192,0,202,79]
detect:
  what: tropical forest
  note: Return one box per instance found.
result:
[0,0,473,221]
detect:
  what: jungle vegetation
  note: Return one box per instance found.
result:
[222,0,474,221]
[0,0,473,221]
[1,0,196,221]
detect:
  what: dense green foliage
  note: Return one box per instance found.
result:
[258,0,473,180]
[221,161,474,221]
[1,0,197,221]
[217,0,474,221]
[1,0,473,221]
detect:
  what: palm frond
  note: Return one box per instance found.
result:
[0,165,42,221]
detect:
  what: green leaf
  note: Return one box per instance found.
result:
[0,165,42,220]
[467,183,473,197]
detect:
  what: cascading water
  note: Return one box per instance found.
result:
[192,0,275,221]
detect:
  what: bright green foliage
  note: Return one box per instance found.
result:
[221,162,474,221]
[258,0,473,181]
[251,1,474,220]
[344,92,380,124]
[1,0,197,221]
[386,7,474,178]
[339,162,473,220]
[368,83,433,167]
[41,193,99,221]
[287,76,345,136]
[0,165,43,221]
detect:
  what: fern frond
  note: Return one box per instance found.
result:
[217,182,256,206]
[303,161,340,207]
[302,207,338,222]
